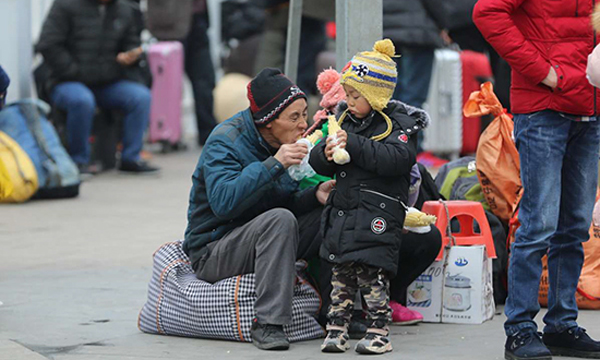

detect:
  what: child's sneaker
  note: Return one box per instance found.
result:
[390,301,423,325]
[355,327,393,354]
[321,324,351,353]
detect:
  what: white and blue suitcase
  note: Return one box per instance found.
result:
[422,49,463,159]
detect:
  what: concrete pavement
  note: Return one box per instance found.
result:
[1,147,599,360]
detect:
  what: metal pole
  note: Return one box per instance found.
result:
[0,0,33,102]
[207,0,223,81]
[335,0,382,71]
[284,0,303,82]
[19,0,33,100]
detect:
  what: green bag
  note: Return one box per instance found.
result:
[434,156,490,210]
[299,121,331,190]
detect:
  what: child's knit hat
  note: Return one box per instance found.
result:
[340,39,397,111]
[312,68,346,123]
[317,68,345,111]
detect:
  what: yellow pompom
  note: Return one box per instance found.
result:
[373,39,395,58]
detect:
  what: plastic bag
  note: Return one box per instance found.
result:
[463,82,522,222]
[288,138,316,181]
[538,192,600,309]
[327,115,351,165]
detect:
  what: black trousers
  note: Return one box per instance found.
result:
[389,226,442,305]
[195,206,325,325]
[182,13,217,146]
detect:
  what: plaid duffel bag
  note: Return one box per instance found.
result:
[138,241,325,342]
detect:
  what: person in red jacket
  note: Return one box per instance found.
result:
[473,1,600,360]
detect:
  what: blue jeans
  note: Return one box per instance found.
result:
[505,110,600,336]
[392,48,434,152]
[392,48,434,109]
[51,80,151,165]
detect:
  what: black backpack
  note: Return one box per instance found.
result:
[414,162,442,210]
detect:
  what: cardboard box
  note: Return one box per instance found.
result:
[406,245,495,325]
[407,258,445,323]
[442,245,495,324]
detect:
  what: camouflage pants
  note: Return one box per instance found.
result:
[327,262,391,327]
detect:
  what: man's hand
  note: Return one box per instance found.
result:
[274,142,308,169]
[116,47,143,66]
[440,29,452,46]
[541,66,558,89]
[316,180,336,205]
[325,130,348,161]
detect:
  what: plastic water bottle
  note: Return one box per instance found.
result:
[287,138,316,181]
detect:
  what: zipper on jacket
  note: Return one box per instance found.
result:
[359,187,409,211]
[595,0,598,115]
[576,0,579,16]
[360,188,400,202]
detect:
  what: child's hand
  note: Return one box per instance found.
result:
[325,137,336,161]
[325,130,348,162]
[335,130,347,149]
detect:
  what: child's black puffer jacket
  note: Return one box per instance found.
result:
[309,100,428,276]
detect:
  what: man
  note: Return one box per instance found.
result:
[383,0,446,110]
[183,68,334,351]
[253,0,327,95]
[36,0,158,174]
[383,0,447,158]
[474,1,600,360]
[146,0,217,146]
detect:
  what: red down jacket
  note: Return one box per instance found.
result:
[473,0,600,116]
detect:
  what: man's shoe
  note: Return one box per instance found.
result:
[390,301,423,325]
[505,330,552,360]
[250,319,289,351]
[543,327,600,358]
[118,160,159,174]
[321,324,351,353]
[355,327,393,354]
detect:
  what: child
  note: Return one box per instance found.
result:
[588,4,600,87]
[312,68,347,125]
[309,39,425,354]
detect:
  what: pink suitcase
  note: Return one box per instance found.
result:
[147,42,184,147]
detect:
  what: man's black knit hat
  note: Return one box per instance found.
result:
[247,68,307,126]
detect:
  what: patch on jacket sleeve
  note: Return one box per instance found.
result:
[398,132,409,143]
[371,217,387,234]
